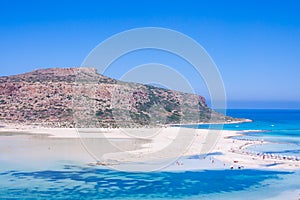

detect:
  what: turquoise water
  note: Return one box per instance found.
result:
[0,165,297,199]
[185,109,300,157]
[0,166,291,199]
[1,109,300,199]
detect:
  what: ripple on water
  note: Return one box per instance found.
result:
[0,165,293,199]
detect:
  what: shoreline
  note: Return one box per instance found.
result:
[0,125,299,171]
[0,118,253,130]
[213,130,300,170]
[167,118,253,126]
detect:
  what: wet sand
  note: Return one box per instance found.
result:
[0,126,299,171]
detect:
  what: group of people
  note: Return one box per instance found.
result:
[231,148,300,162]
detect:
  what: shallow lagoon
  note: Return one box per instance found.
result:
[1,109,300,199]
[0,164,299,200]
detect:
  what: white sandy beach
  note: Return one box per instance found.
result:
[0,125,299,171]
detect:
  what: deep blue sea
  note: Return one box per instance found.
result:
[1,109,300,199]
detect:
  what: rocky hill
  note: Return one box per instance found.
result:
[0,68,238,128]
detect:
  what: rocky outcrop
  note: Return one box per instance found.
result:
[0,68,236,128]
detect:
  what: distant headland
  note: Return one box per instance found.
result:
[0,68,246,128]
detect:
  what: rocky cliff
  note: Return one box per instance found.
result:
[0,68,237,128]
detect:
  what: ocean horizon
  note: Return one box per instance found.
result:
[1,1,299,199]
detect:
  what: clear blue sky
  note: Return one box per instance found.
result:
[0,0,300,108]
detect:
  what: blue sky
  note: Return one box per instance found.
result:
[0,0,300,108]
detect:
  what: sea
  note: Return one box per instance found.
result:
[0,109,300,199]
